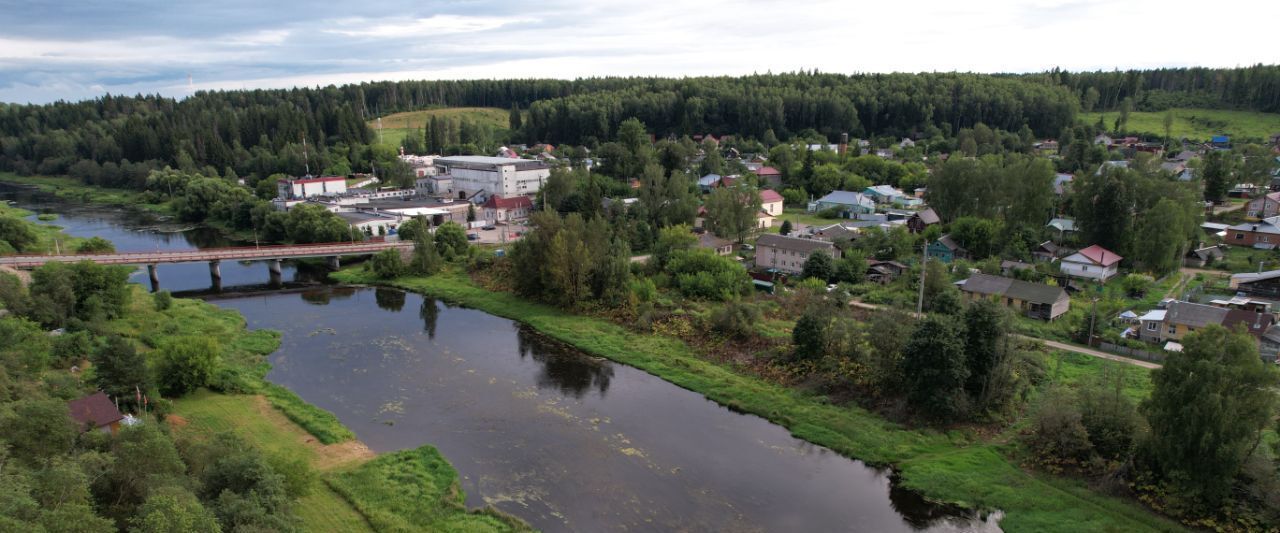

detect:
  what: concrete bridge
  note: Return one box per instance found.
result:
[0,241,412,291]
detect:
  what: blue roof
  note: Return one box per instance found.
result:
[697,174,721,186]
[1212,135,1230,143]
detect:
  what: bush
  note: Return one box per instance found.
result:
[709,300,761,339]
[666,249,750,300]
[1025,388,1093,468]
[152,290,173,311]
[369,249,405,279]
[156,337,220,396]
[75,236,115,254]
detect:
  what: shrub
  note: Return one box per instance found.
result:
[369,249,405,279]
[152,290,173,311]
[1025,388,1093,468]
[156,337,220,396]
[709,300,761,339]
[75,236,115,254]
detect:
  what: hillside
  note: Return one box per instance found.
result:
[1081,107,1280,142]
[368,107,510,146]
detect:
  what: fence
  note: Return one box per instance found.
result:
[1097,342,1167,364]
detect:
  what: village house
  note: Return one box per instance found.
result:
[1046,218,1076,237]
[752,166,783,188]
[808,191,875,216]
[927,234,968,263]
[1137,300,1275,346]
[1060,244,1122,282]
[697,232,734,256]
[906,208,940,234]
[810,223,861,244]
[1227,216,1280,248]
[1184,244,1225,267]
[1033,241,1066,262]
[863,185,921,207]
[68,391,124,434]
[1246,192,1280,219]
[1231,269,1280,298]
[866,260,908,284]
[1053,173,1074,196]
[760,189,784,217]
[755,234,841,274]
[958,273,1070,321]
[481,195,533,224]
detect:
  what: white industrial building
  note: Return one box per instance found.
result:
[434,156,549,199]
[277,176,348,200]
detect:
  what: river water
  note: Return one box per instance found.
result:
[1,184,1002,532]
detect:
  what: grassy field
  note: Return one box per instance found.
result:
[0,172,170,214]
[171,391,376,532]
[328,446,532,533]
[1081,107,1280,142]
[369,107,511,147]
[333,267,1183,532]
[0,202,95,254]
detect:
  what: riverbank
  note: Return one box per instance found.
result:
[0,172,172,215]
[332,267,1185,533]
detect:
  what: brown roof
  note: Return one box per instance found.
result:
[482,195,533,210]
[1222,309,1275,338]
[68,391,123,430]
[698,232,733,250]
[759,189,784,203]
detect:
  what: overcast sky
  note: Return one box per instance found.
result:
[1,0,1277,104]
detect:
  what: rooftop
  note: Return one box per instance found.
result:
[68,391,123,430]
[1070,244,1122,267]
[756,233,837,254]
[959,273,1066,305]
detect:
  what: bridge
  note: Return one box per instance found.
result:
[0,241,412,291]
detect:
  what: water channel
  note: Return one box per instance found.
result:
[1,184,1002,532]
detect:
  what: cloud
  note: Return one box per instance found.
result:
[325,14,533,38]
[0,0,1278,104]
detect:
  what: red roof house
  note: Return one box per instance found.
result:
[481,195,534,224]
[68,391,124,434]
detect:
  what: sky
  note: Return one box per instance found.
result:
[1,0,1277,104]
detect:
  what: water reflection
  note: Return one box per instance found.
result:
[374,287,406,312]
[419,298,438,339]
[515,325,614,398]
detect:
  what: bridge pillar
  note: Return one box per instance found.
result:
[327,256,340,270]
[209,261,222,292]
[146,264,159,293]
[268,259,283,287]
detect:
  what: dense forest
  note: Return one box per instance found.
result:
[0,66,1277,189]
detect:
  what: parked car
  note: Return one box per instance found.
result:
[740,244,755,251]
[466,233,480,241]
[482,225,496,231]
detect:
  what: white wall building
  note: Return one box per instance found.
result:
[434,156,550,198]
[278,176,348,200]
[1060,244,1123,282]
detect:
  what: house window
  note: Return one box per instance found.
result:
[1146,322,1157,331]
[1168,325,1176,335]
[1082,266,1088,271]
[1236,232,1246,240]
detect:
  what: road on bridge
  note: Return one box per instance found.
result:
[0,241,412,269]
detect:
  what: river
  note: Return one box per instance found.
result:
[1,184,1002,532]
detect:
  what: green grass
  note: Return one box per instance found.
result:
[106,287,354,444]
[333,267,1185,532]
[774,207,841,230]
[171,390,375,532]
[370,107,512,147]
[0,172,171,214]
[1080,108,1280,142]
[1045,351,1153,403]
[0,203,92,254]
[327,446,531,533]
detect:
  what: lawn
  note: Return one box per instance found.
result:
[370,107,512,147]
[1080,108,1280,142]
[772,207,840,232]
[171,391,375,532]
[333,266,1185,532]
[0,172,170,214]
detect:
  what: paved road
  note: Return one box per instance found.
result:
[0,241,412,268]
[849,299,1162,369]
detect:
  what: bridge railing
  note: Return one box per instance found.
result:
[0,240,409,261]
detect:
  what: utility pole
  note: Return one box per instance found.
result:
[1087,296,1099,345]
[916,243,928,315]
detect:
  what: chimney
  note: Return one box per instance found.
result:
[838,133,849,156]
